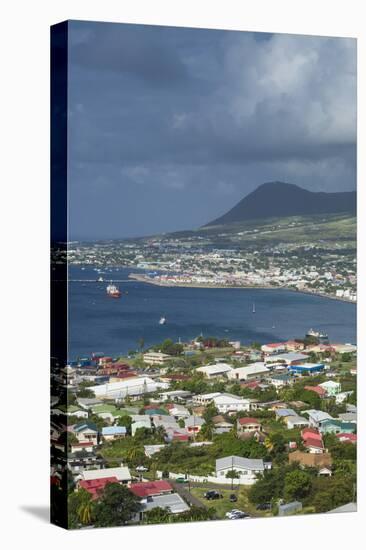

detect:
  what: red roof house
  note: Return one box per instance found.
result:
[336,433,357,444]
[129,480,173,499]
[78,477,119,499]
[304,385,327,397]
[301,427,322,441]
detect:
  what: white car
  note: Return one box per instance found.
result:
[225,509,250,520]
[135,465,149,472]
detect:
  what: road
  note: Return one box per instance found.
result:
[170,481,206,509]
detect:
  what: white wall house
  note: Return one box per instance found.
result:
[215,456,268,485]
[212,393,252,414]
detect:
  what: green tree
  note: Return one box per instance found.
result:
[137,337,145,353]
[284,470,312,502]
[143,506,170,524]
[225,469,240,490]
[68,489,94,528]
[116,414,132,432]
[94,483,140,527]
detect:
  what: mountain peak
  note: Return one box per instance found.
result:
[204,182,356,227]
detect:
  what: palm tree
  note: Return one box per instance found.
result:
[137,337,145,353]
[126,444,142,462]
[76,492,93,525]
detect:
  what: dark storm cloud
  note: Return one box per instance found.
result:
[67,21,356,240]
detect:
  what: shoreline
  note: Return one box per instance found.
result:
[128,273,356,304]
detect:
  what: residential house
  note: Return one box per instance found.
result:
[185,415,205,434]
[237,417,262,435]
[70,441,96,454]
[305,410,333,429]
[336,433,357,444]
[78,477,118,499]
[275,408,297,420]
[216,456,268,485]
[289,450,332,471]
[192,392,222,406]
[285,416,310,430]
[66,450,105,474]
[304,385,327,398]
[212,393,253,414]
[320,419,356,435]
[301,428,324,453]
[158,390,192,402]
[77,397,103,410]
[269,374,293,388]
[319,380,341,396]
[81,465,131,484]
[101,426,127,441]
[131,419,152,436]
[335,391,353,404]
[337,413,357,424]
[72,422,99,445]
[52,405,88,419]
[166,403,190,419]
[130,480,189,518]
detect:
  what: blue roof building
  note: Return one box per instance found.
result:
[288,363,325,374]
[102,426,127,438]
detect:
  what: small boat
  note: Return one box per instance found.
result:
[97,276,104,282]
[106,282,121,298]
[159,317,166,325]
[252,303,256,314]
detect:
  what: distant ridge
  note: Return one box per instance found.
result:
[204,182,356,227]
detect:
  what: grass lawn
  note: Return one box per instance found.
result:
[91,404,138,417]
[189,485,273,519]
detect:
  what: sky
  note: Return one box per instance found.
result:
[66,20,356,241]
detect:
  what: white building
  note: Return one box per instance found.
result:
[143,352,172,365]
[91,377,169,399]
[285,415,310,430]
[215,456,267,485]
[81,466,131,484]
[212,393,252,414]
[192,392,222,406]
[227,363,269,381]
[196,363,233,378]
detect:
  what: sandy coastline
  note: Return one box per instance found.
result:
[128,273,356,304]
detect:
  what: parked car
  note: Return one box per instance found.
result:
[229,494,238,502]
[175,477,189,484]
[204,490,223,500]
[225,509,250,520]
[136,465,149,472]
[256,502,272,511]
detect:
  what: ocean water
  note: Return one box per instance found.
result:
[67,266,356,360]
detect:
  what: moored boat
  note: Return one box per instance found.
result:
[106,282,121,298]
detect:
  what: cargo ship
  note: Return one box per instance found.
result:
[306,328,328,342]
[106,282,121,298]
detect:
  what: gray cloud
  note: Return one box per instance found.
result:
[67,21,356,240]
